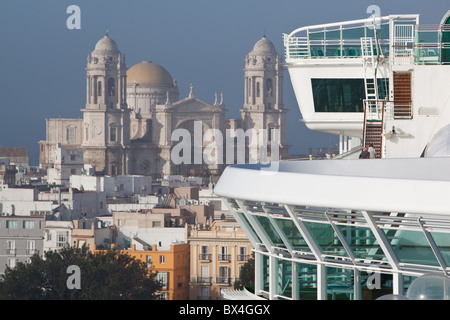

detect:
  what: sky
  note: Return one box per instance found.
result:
[0,0,448,165]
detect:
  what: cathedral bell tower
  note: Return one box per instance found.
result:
[241,36,289,161]
[81,32,130,175]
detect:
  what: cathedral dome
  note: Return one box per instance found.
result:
[127,61,174,87]
[93,34,119,54]
[251,36,277,55]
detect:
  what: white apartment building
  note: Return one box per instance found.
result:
[70,174,152,197]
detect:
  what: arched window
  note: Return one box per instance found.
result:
[108,78,115,97]
[66,126,75,144]
[98,81,102,97]
[110,126,117,142]
[266,78,273,97]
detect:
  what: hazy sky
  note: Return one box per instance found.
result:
[0,0,448,165]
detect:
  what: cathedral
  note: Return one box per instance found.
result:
[39,33,289,178]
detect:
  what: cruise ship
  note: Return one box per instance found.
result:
[215,11,450,300]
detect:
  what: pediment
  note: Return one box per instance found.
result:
[167,97,224,113]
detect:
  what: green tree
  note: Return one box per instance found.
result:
[0,246,161,300]
[234,253,255,291]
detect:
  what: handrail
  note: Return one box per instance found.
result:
[363,99,412,120]
[284,15,450,63]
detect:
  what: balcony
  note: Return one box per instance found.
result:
[237,254,249,262]
[194,276,212,284]
[6,248,16,255]
[199,253,211,261]
[216,276,231,285]
[26,248,37,255]
[218,254,231,262]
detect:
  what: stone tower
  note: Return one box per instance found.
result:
[241,36,289,162]
[81,33,130,175]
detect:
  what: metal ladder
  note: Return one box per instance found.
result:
[361,37,383,158]
[361,37,379,102]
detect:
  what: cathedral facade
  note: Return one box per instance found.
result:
[39,34,289,178]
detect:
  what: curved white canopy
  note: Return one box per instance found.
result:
[214,158,450,216]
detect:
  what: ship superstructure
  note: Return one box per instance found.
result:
[283,12,450,158]
[215,11,450,300]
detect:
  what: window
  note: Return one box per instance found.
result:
[152,221,161,227]
[66,127,75,143]
[26,240,35,255]
[7,258,16,269]
[57,231,68,248]
[156,292,168,300]
[157,272,168,289]
[6,240,15,254]
[6,220,18,229]
[218,266,229,284]
[238,247,248,262]
[110,126,117,142]
[160,255,165,264]
[108,78,115,97]
[98,81,102,96]
[266,78,273,96]
[219,246,229,261]
[23,220,35,229]
[200,245,210,260]
[70,155,76,161]
[71,169,77,175]
[256,82,261,97]
[311,78,389,113]
[200,287,209,300]
[312,78,364,113]
[146,255,152,268]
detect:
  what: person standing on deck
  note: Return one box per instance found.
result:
[359,147,370,159]
[368,144,376,159]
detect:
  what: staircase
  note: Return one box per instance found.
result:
[363,119,383,158]
[361,37,384,158]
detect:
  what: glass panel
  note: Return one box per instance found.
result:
[273,218,311,253]
[310,45,325,57]
[253,215,286,248]
[326,267,354,300]
[263,255,269,292]
[304,221,348,257]
[342,26,365,40]
[309,30,324,40]
[383,229,439,266]
[276,258,292,298]
[430,231,450,266]
[311,78,365,113]
[359,271,393,300]
[236,211,262,243]
[325,45,341,57]
[365,26,375,39]
[377,78,389,100]
[337,224,387,261]
[402,275,418,296]
[325,29,341,40]
[297,262,317,300]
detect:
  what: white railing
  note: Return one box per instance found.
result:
[283,15,398,60]
[391,24,415,65]
[364,100,385,121]
[282,14,450,66]
[364,100,413,120]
